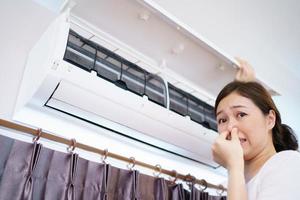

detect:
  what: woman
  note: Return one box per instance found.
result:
[212,59,300,200]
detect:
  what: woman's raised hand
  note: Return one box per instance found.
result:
[235,57,256,82]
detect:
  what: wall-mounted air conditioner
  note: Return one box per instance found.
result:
[14,0,279,168]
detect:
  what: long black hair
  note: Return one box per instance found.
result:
[215,81,298,152]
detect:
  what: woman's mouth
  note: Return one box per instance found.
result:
[239,138,247,144]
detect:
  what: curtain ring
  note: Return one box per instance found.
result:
[127,157,136,170]
[32,128,42,143]
[153,164,162,178]
[185,173,196,185]
[199,179,208,191]
[169,170,178,184]
[216,184,225,196]
[67,138,76,153]
[184,173,196,190]
[101,149,108,163]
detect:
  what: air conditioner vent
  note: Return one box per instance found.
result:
[64,29,217,131]
[64,30,169,107]
[169,83,217,131]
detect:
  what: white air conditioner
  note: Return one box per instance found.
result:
[14,0,279,168]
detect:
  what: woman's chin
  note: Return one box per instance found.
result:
[243,150,255,161]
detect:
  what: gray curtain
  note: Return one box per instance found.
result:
[0,134,226,200]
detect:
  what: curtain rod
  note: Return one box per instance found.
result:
[0,118,226,192]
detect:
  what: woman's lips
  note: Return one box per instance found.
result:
[239,138,247,144]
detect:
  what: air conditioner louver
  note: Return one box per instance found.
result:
[64,29,216,130]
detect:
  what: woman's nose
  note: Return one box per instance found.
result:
[227,118,238,132]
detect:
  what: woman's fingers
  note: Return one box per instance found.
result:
[219,128,239,141]
[219,130,230,140]
[234,57,255,82]
[231,127,240,141]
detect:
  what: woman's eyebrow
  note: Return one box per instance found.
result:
[231,105,247,109]
[216,105,247,116]
[216,110,224,117]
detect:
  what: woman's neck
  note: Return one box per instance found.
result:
[244,145,276,183]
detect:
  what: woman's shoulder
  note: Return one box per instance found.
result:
[253,150,300,198]
[261,150,300,174]
[270,150,300,163]
[252,151,300,187]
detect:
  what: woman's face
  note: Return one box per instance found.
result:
[216,92,275,160]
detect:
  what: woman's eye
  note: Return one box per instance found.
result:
[218,118,227,124]
[237,112,247,118]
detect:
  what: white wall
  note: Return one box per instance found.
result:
[0,0,57,119]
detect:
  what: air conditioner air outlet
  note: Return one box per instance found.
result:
[45,79,219,168]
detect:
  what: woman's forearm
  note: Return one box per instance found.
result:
[227,166,248,200]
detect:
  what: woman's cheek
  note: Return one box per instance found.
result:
[217,124,226,133]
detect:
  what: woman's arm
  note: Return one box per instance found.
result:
[213,58,254,199]
[212,128,248,200]
[227,164,248,200]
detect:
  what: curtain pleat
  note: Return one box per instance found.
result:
[208,196,227,200]
[106,165,135,199]
[75,158,107,200]
[154,178,169,200]
[0,137,36,199]
[0,134,227,200]
[43,149,73,199]
[22,142,42,200]
[189,185,210,200]
[201,191,209,200]
[66,153,78,200]
[168,183,186,200]
[0,134,14,184]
